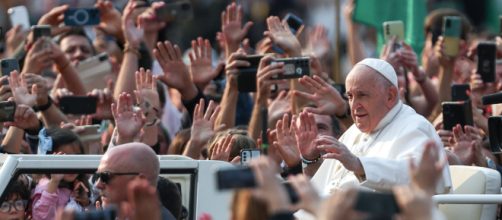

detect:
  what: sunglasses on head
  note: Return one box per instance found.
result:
[93,171,139,184]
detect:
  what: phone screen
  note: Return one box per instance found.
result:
[216,167,256,190]
[442,101,473,130]
[489,116,502,153]
[59,96,98,115]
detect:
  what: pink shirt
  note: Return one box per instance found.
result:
[31,178,72,220]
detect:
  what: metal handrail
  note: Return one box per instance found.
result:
[433,194,502,204]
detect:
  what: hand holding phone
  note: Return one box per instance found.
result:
[8,6,30,31]
[270,57,310,79]
[442,101,473,130]
[442,16,461,57]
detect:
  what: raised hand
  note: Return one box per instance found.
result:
[224,50,249,88]
[112,92,145,144]
[293,111,320,160]
[4,104,39,130]
[397,42,420,74]
[190,99,222,146]
[154,41,197,99]
[449,124,484,166]
[122,1,144,48]
[9,70,37,107]
[5,25,28,56]
[249,157,290,213]
[134,68,160,125]
[409,141,445,195]
[95,0,123,41]
[256,55,286,101]
[37,5,71,36]
[189,37,219,88]
[295,75,347,116]
[264,16,301,56]
[22,38,54,74]
[22,73,50,107]
[221,2,253,54]
[210,134,234,162]
[288,174,321,215]
[273,113,301,167]
[307,25,330,60]
[126,178,161,220]
[393,185,434,220]
[90,80,114,120]
[316,134,363,175]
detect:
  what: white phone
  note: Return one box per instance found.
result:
[240,149,261,165]
[7,6,30,31]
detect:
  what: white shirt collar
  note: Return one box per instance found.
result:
[370,100,403,134]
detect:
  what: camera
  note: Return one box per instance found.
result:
[73,207,117,220]
[271,57,310,79]
[64,8,100,26]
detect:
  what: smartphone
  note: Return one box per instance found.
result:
[59,96,98,115]
[155,0,194,22]
[477,42,496,83]
[442,101,473,131]
[76,53,112,91]
[31,25,51,43]
[489,116,502,153]
[0,59,19,76]
[240,149,261,165]
[270,57,310,79]
[64,8,100,26]
[354,191,400,216]
[216,167,256,190]
[442,16,461,57]
[77,124,101,142]
[451,84,470,101]
[383,20,404,51]
[73,207,116,220]
[0,101,16,122]
[8,6,30,31]
[284,13,304,36]
[272,13,304,54]
[237,55,263,92]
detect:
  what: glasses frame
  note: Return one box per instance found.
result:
[0,200,27,213]
[93,171,140,184]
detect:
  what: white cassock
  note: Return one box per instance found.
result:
[296,101,452,220]
[312,100,452,194]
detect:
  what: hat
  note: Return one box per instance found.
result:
[357,58,398,88]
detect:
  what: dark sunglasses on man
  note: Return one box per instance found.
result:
[93,171,139,184]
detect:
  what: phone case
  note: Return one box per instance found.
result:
[64,8,100,26]
[0,101,16,122]
[451,84,470,101]
[76,53,112,91]
[7,6,30,31]
[383,20,404,42]
[216,167,256,190]
[477,42,496,83]
[284,13,304,35]
[443,16,461,57]
[488,116,502,153]
[31,25,51,42]
[271,57,310,79]
[442,101,473,131]
[59,96,98,115]
[0,59,19,76]
[236,55,263,92]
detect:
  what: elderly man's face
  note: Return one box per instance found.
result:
[346,65,395,133]
[95,154,137,206]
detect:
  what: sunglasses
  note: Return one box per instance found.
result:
[93,171,139,184]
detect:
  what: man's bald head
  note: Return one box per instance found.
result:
[104,143,160,186]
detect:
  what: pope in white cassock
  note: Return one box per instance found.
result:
[305,58,452,195]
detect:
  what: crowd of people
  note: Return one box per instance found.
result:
[0,0,501,219]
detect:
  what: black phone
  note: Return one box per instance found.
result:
[489,116,502,153]
[0,59,19,76]
[271,57,310,80]
[31,25,51,42]
[155,0,194,22]
[477,42,496,83]
[59,96,98,115]
[442,101,473,131]
[284,13,304,35]
[64,8,100,26]
[451,84,470,101]
[354,191,400,216]
[237,55,263,92]
[0,101,16,122]
[216,166,256,190]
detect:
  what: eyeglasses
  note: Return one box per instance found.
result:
[0,200,27,213]
[93,171,140,184]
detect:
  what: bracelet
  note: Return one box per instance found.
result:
[301,154,321,165]
[124,44,141,58]
[33,96,52,112]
